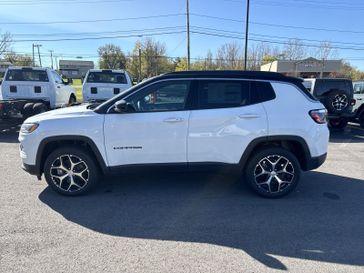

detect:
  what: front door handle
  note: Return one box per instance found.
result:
[163,117,184,123]
[357,98,363,100]
[239,113,260,119]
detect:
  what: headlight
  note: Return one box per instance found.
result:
[20,123,39,134]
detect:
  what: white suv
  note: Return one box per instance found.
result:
[82,69,132,103]
[19,71,329,198]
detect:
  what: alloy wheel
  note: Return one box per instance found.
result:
[254,155,295,193]
[332,94,348,111]
[50,154,89,192]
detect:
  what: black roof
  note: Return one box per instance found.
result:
[160,70,303,83]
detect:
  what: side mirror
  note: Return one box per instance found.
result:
[114,100,128,113]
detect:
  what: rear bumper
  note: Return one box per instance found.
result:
[305,153,327,171]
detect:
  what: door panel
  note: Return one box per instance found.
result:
[187,79,268,164]
[104,80,191,167]
[188,104,267,164]
[104,111,190,166]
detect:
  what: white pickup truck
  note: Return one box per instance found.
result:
[0,67,76,118]
[82,69,132,103]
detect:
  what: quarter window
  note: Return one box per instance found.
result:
[126,81,190,112]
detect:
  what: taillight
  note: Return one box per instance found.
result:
[309,109,327,124]
[350,99,356,106]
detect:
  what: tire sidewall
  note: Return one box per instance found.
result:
[44,146,99,196]
[244,147,301,198]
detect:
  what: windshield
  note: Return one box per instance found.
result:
[86,71,127,84]
[5,69,49,82]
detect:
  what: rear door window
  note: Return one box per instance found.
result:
[197,80,250,109]
[86,71,127,84]
[5,69,49,82]
[353,82,364,94]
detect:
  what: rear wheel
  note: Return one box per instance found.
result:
[21,103,34,118]
[32,103,48,115]
[244,147,301,198]
[68,95,76,106]
[44,146,99,196]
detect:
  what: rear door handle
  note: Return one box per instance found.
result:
[357,98,363,100]
[163,117,184,123]
[239,113,260,119]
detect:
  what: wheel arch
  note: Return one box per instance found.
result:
[239,135,313,171]
[35,135,108,176]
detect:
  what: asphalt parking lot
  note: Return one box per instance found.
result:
[0,120,363,273]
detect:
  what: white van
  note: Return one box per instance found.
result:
[82,69,132,103]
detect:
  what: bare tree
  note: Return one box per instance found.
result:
[314,41,335,60]
[216,42,242,70]
[4,52,32,66]
[0,32,12,58]
[282,39,307,60]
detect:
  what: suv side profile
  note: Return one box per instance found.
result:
[19,71,329,198]
[303,78,355,129]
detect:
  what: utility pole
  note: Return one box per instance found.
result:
[33,44,42,67]
[32,44,35,66]
[244,0,250,70]
[138,47,142,82]
[49,50,54,69]
[186,0,190,70]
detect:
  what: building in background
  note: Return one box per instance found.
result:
[59,60,94,80]
[260,57,342,78]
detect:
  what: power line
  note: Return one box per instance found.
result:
[11,26,185,37]
[190,13,364,34]
[0,13,185,25]
[11,31,186,42]
[0,0,133,6]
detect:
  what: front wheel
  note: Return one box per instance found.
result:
[44,146,99,196]
[244,147,301,198]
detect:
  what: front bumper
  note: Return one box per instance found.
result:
[22,162,41,177]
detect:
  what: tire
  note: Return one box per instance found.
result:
[68,95,76,106]
[244,147,301,198]
[359,112,364,129]
[322,90,350,114]
[328,118,348,130]
[43,146,99,196]
[32,103,48,115]
[21,103,34,118]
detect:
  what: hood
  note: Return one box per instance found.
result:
[25,104,96,123]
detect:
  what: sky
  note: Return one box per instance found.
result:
[1,0,364,69]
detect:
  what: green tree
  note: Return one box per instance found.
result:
[98,44,127,69]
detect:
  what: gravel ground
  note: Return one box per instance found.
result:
[0,120,363,273]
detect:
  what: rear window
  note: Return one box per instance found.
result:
[314,79,353,96]
[86,72,127,84]
[5,69,49,82]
